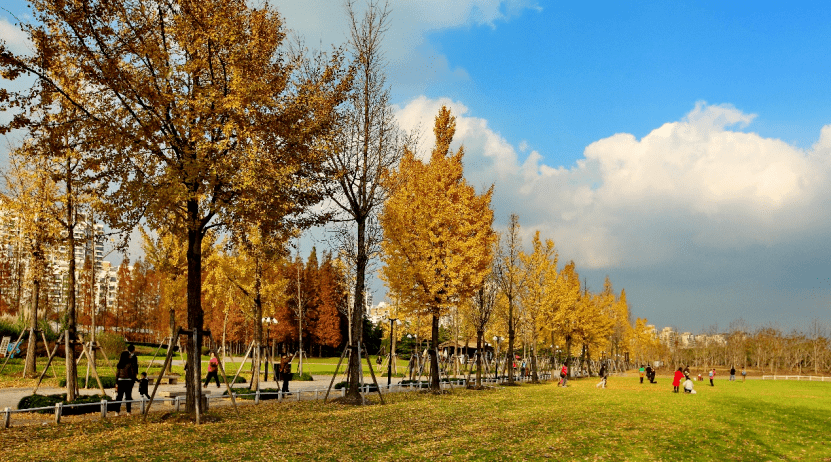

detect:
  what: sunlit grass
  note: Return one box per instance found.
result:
[1,376,829,461]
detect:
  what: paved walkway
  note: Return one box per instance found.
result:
[0,373,411,411]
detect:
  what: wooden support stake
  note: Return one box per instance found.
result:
[143,328,180,420]
[362,344,384,405]
[0,329,26,374]
[323,345,349,403]
[33,332,65,395]
[77,335,106,395]
[144,337,167,375]
[229,340,255,387]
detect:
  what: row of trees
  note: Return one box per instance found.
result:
[631,318,831,374]
[0,0,641,405]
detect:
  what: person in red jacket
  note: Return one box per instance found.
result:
[672,367,684,393]
[559,364,568,387]
[204,352,220,388]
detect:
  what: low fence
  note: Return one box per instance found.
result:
[761,375,831,382]
[2,372,553,429]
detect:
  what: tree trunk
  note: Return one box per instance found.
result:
[65,194,77,402]
[475,330,483,387]
[430,313,440,391]
[251,257,263,391]
[168,306,176,375]
[531,337,539,383]
[345,218,367,402]
[507,294,515,385]
[24,264,40,377]
[185,203,205,415]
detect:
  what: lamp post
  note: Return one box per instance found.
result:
[493,336,502,379]
[388,318,397,388]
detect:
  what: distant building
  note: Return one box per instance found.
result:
[367,301,391,324]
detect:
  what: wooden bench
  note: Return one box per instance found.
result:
[155,375,179,385]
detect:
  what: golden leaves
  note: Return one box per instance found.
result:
[380,106,495,318]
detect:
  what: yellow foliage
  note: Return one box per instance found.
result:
[380,106,496,320]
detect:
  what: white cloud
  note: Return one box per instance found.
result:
[395,97,831,270]
[0,17,31,55]
[272,1,539,91]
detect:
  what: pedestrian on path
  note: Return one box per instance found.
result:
[280,352,295,393]
[115,345,138,416]
[741,366,747,382]
[709,368,715,386]
[639,365,645,384]
[204,352,220,388]
[730,365,736,381]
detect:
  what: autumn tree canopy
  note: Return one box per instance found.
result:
[380,106,495,391]
[0,0,352,413]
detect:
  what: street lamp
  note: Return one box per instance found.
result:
[493,336,503,379]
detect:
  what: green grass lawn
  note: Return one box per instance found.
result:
[1,376,829,461]
[0,355,412,388]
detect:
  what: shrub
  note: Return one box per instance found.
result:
[333,381,379,392]
[223,388,283,400]
[400,380,430,388]
[96,332,126,361]
[18,393,113,415]
[0,315,23,338]
[58,376,117,389]
[292,372,313,381]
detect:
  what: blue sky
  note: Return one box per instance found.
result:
[277,0,831,333]
[3,1,831,333]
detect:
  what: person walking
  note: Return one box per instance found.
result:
[115,344,139,416]
[596,364,607,388]
[559,364,568,387]
[709,368,716,386]
[280,352,295,393]
[730,365,736,381]
[672,367,684,393]
[741,366,747,382]
[204,351,221,388]
[639,365,645,384]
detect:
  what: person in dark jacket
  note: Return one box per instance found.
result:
[115,345,139,415]
[280,353,295,393]
[138,372,150,399]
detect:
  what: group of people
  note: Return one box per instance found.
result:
[638,365,657,384]
[114,344,149,416]
[111,345,299,416]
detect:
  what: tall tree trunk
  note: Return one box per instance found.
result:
[65,167,77,402]
[185,201,204,415]
[475,330,483,387]
[297,259,303,376]
[507,294,515,385]
[430,313,440,391]
[251,256,263,391]
[345,218,367,402]
[531,336,539,383]
[24,266,40,377]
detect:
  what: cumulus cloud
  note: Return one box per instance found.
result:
[272,0,540,92]
[0,17,31,55]
[394,97,831,271]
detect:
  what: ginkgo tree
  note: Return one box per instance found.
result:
[519,231,558,382]
[380,106,495,392]
[1,0,351,415]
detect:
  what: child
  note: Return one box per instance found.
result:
[138,372,150,399]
